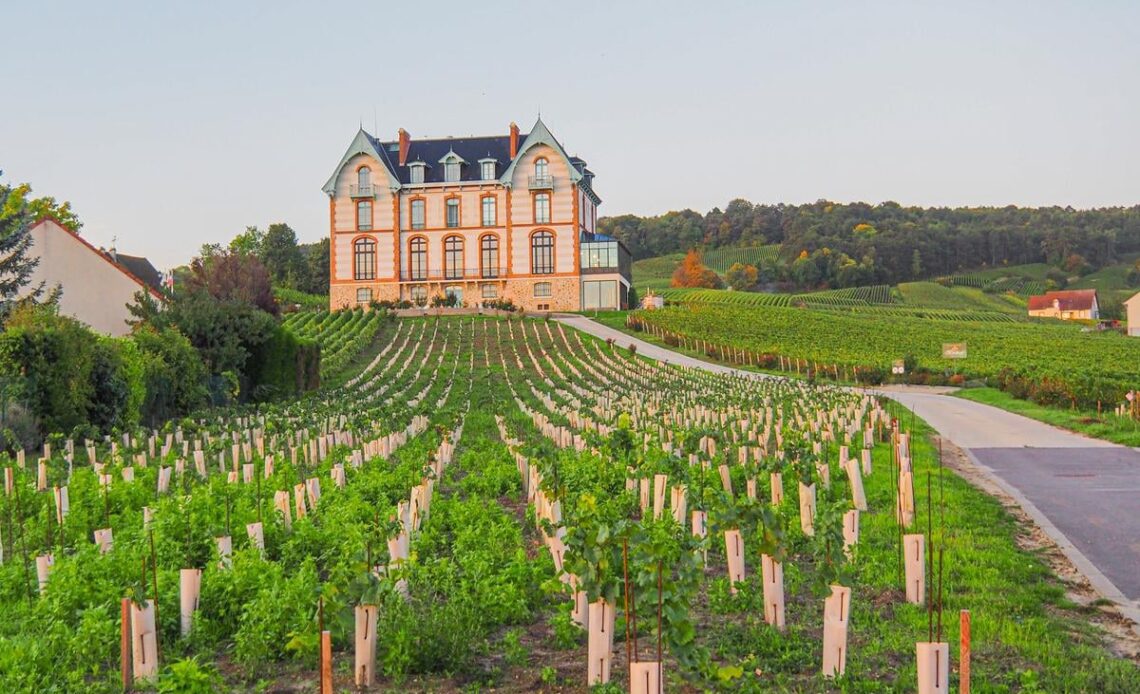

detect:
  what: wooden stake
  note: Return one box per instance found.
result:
[120,597,133,691]
[319,630,333,694]
[960,610,971,694]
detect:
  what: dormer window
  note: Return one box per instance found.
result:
[439,150,466,183]
[409,162,426,184]
[480,160,496,181]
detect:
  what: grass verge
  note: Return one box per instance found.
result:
[953,387,1140,448]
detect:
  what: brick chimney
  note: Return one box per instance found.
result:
[509,122,520,159]
[398,128,410,166]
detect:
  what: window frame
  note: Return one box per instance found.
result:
[444,235,464,280]
[444,158,460,183]
[409,163,425,184]
[534,157,549,179]
[481,195,496,227]
[408,236,428,281]
[356,200,373,231]
[531,230,554,275]
[533,282,552,298]
[445,196,461,228]
[356,287,373,304]
[481,283,498,299]
[480,160,496,180]
[410,198,426,230]
[353,237,377,281]
[480,234,499,278]
[357,166,371,191]
[533,192,551,224]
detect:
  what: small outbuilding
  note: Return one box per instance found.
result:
[1026,289,1099,321]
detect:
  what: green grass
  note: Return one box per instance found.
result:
[954,387,1140,447]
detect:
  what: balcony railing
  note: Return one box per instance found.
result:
[349,184,377,198]
[400,268,504,282]
[528,175,554,190]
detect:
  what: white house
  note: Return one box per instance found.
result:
[22,219,164,336]
[1125,291,1140,337]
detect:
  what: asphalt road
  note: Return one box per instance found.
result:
[556,314,1140,623]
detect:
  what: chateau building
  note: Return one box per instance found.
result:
[323,118,630,312]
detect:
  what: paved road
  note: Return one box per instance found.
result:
[556,315,1140,625]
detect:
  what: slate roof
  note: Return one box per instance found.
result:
[1027,289,1098,312]
[113,253,163,293]
[366,133,523,185]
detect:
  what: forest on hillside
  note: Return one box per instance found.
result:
[600,200,1140,287]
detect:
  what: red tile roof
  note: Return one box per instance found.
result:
[1026,289,1097,312]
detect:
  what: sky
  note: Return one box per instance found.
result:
[4,0,1139,268]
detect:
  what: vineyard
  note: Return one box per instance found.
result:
[656,287,1024,323]
[626,305,1140,406]
[283,309,384,384]
[0,316,1136,691]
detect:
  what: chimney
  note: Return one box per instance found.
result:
[398,128,410,166]
[509,122,520,159]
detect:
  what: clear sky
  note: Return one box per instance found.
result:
[5,1,1138,268]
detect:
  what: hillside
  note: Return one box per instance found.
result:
[637,249,1138,316]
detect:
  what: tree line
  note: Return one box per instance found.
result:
[601,199,1140,288]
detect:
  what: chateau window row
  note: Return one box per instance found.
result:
[405,156,548,186]
[352,231,557,281]
[356,193,552,231]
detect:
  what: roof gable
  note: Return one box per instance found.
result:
[29,219,164,300]
[321,129,401,195]
[498,117,582,186]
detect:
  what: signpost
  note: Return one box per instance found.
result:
[942,343,968,359]
[891,360,906,375]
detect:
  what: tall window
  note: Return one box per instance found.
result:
[534,157,549,179]
[357,200,373,230]
[444,236,464,280]
[409,237,427,281]
[481,235,499,278]
[410,199,425,230]
[357,166,370,191]
[410,164,425,184]
[531,231,554,275]
[444,159,460,182]
[481,196,496,226]
[481,161,496,180]
[446,198,460,228]
[353,238,376,280]
[534,193,550,224]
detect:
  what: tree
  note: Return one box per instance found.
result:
[187,251,278,315]
[0,178,42,314]
[228,226,265,257]
[260,223,305,287]
[910,249,923,279]
[3,179,82,234]
[671,249,723,289]
[300,238,330,295]
[725,262,759,291]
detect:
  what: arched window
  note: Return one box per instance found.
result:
[444,236,464,280]
[481,235,499,278]
[531,231,554,275]
[409,237,427,281]
[534,157,548,179]
[353,238,376,280]
[357,166,371,191]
